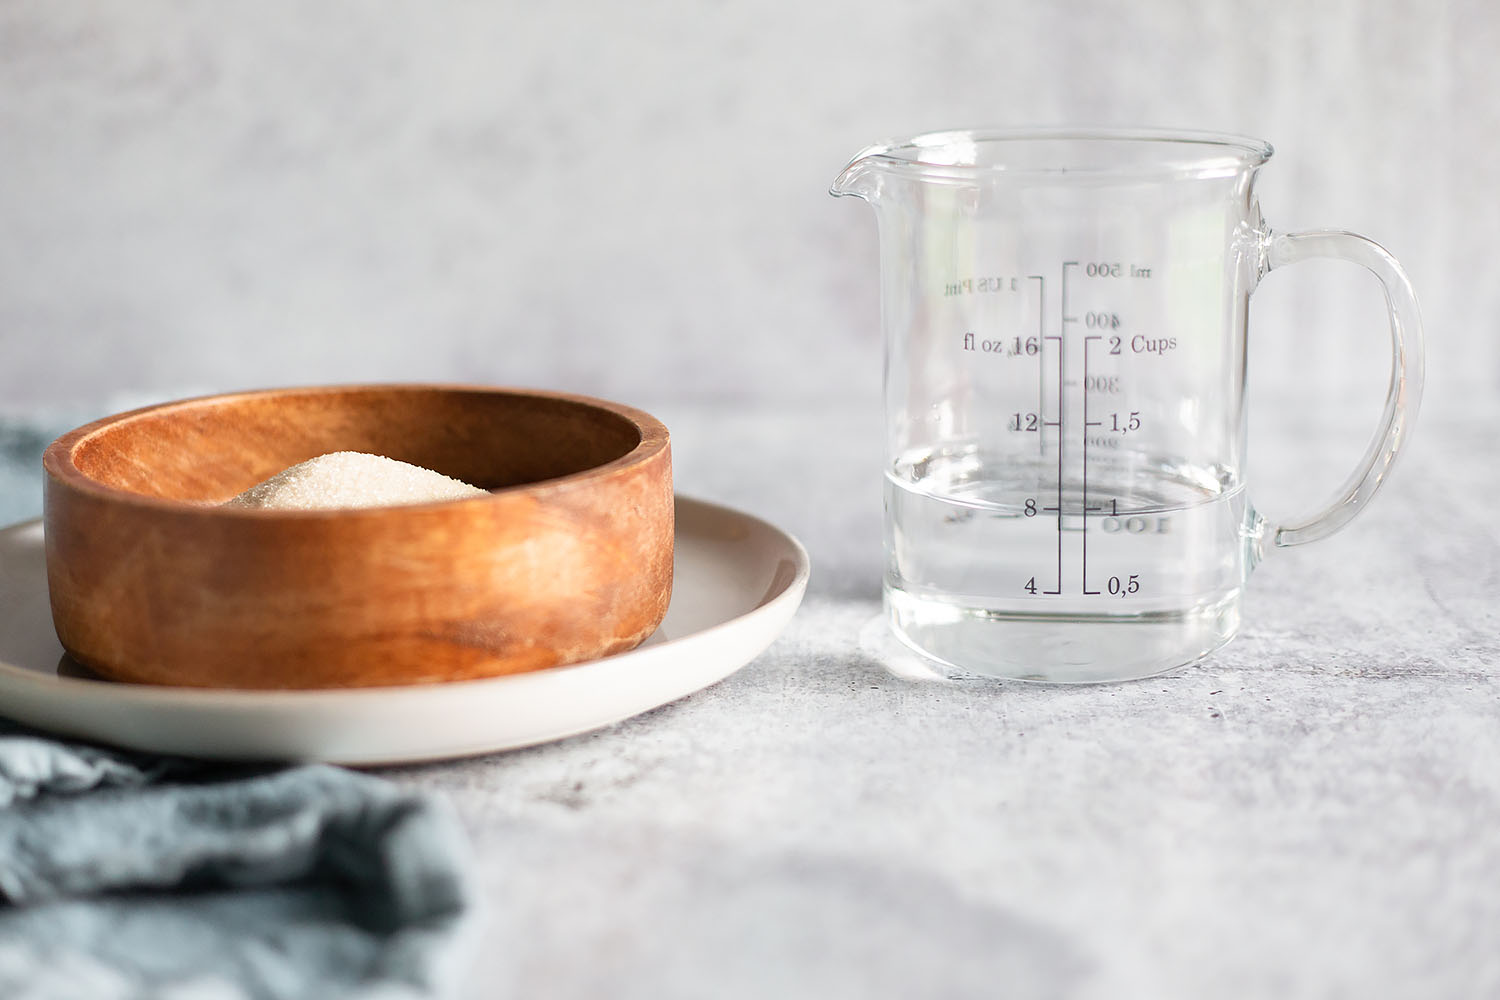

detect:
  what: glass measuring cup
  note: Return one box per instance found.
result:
[830,128,1423,683]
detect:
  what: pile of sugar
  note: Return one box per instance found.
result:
[223,452,489,510]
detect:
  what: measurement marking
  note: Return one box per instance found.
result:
[1031,275,1045,461]
[1082,331,1100,595]
[1061,262,1078,326]
[1047,265,1073,596]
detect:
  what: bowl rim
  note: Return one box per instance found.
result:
[42,383,671,519]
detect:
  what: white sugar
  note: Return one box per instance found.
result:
[223,452,489,510]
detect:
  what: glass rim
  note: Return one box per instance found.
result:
[847,127,1274,180]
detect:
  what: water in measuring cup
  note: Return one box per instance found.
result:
[884,445,1253,682]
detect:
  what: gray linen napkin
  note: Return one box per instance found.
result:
[0,723,476,1000]
[0,420,54,528]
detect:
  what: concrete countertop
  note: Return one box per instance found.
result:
[368,397,1500,1000]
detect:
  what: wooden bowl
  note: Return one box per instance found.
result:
[42,385,673,689]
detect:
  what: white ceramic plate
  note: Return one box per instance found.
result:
[0,496,808,765]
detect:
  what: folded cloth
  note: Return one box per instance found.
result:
[0,419,58,527]
[0,721,476,1000]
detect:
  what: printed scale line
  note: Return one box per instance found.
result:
[1083,329,1101,596]
[1047,264,1078,594]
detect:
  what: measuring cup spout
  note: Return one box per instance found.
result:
[828,145,891,201]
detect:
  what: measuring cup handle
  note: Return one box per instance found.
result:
[1256,229,1425,548]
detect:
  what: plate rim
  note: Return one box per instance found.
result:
[0,495,809,757]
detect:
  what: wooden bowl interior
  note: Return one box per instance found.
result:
[66,388,644,503]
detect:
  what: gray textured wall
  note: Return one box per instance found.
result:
[0,0,1489,420]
